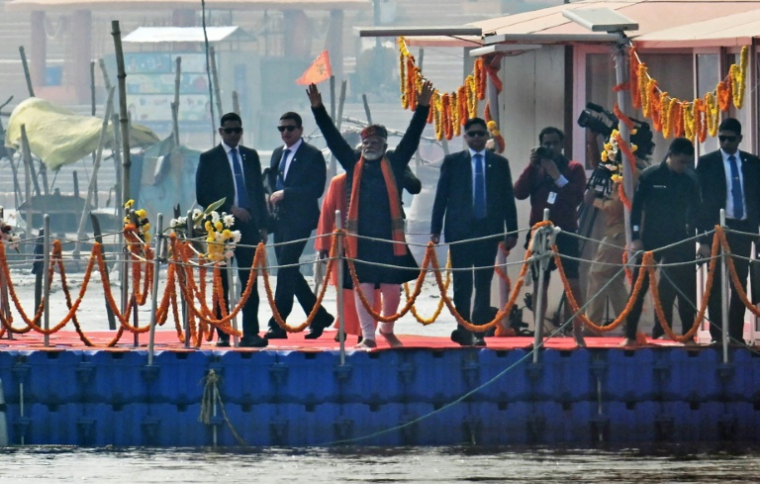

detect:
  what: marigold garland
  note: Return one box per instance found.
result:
[627,45,748,142]
[404,250,452,325]
[398,36,494,141]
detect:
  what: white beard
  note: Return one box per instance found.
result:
[362,150,383,161]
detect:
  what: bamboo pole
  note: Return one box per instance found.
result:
[361,94,373,125]
[98,58,111,91]
[90,61,97,116]
[112,20,131,316]
[90,60,98,207]
[172,56,182,146]
[19,46,35,97]
[209,46,223,119]
[329,79,348,180]
[329,75,336,121]
[73,87,115,260]
[20,125,41,197]
[111,21,131,207]
[20,125,34,247]
[232,91,240,115]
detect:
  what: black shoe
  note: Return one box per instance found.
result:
[239,334,269,348]
[451,329,473,346]
[215,338,230,348]
[472,334,487,347]
[265,326,287,339]
[305,313,335,340]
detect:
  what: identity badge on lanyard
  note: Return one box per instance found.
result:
[547,192,557,205]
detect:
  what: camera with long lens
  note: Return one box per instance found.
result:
[578,102,655,160]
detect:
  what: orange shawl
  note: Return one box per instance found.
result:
[345,156,406,258]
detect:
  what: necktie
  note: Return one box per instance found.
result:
[473,153,486,219]
[230,148,249,209]
[276,149,291,190]
[728,154,744,219]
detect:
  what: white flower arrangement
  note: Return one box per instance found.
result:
[168,198,241,263]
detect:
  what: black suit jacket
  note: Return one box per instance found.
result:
[431,150,518,242]
[265,140,326,232]
[196,144,269,239]
[697,149,760,240]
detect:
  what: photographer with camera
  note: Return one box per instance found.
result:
[583,128,630,326]
[514,127,587,346]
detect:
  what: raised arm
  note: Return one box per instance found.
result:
[393,81,434,164]
[307,83,356,171]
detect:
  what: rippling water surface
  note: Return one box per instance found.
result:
[1,445,759,483]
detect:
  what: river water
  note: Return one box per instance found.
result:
[1,445,759,483]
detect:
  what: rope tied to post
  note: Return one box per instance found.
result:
[199,369,248,446]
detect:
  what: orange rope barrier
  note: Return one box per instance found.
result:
[404,250,451,325]
[263,230,338,333]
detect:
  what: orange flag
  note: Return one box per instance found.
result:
[296,50,332,85]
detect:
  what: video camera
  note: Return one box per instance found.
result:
[578,102,655,160]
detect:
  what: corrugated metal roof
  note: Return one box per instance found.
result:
[635,8,760,48]
[406,0,760,48]
[5,0,370,12]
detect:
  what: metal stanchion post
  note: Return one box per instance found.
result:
[532,209,550,364]
[42,214,50,348]
[226,254,239,347]
[183,210,192,349]
[148,214,163,366]
[335,210,346,365]
[720,209,729,363]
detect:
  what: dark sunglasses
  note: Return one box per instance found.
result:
[719,135,737,142]
[466,130,488,137]
[222,127,243,134]
[278,125,299,133]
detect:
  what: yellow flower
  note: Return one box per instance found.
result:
[135,209,147,218]
[142,222,151,233]
[611,174,623,183]
[631,144,638,152]
[207,234,215,243]
[604,143,613,151]
[205,221,213,232]
[601,152,609,162]
[491,129,501,138]
[125,199,134,209]
[214,221,223,231]
[222,229,233,239]
[487,120,497,130]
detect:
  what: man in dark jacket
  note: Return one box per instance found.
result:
[264,111,334,340]
[622,137,701,347]
[196,112,269,347]
[306,80,433,349]
[697,118,760,344]
[431,117,518,347]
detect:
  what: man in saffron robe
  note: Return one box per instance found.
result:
[306,80,433,348]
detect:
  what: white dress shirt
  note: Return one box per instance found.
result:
[279,138,303,182]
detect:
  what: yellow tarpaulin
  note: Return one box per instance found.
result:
[3,97,160,170]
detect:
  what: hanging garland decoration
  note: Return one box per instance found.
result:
[627,45,748,141]
[398,37,489,141]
